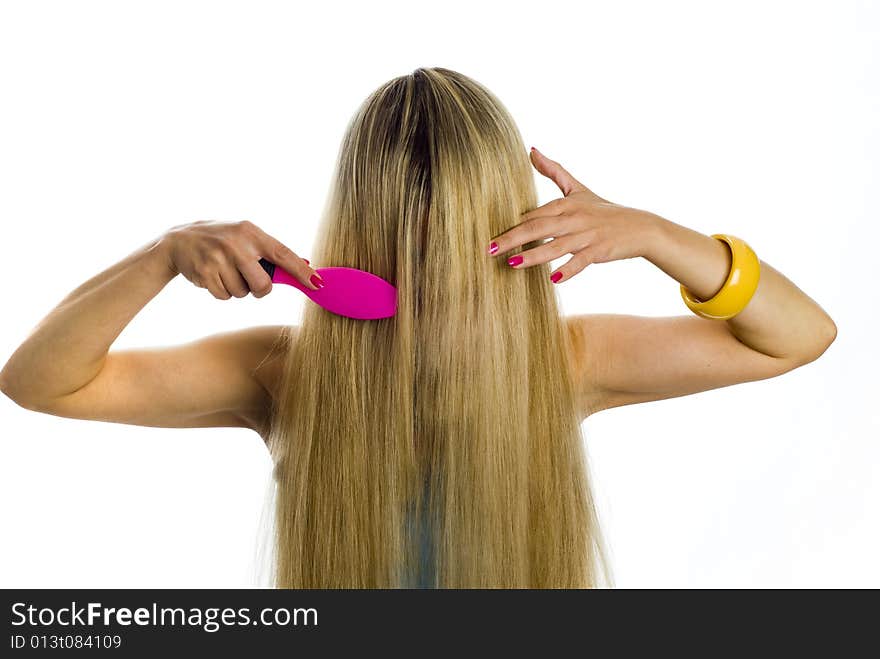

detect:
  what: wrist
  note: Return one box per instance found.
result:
[148,233,180,280]
[635,211,669,261]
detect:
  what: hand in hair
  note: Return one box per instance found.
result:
[487,147,658,284]
[163,219,321,297]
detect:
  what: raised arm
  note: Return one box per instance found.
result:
[491,147,836,417]
[566,220,836,412]
[0,220,314,436]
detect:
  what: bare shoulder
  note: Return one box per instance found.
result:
[249,325,296,393]
[246,325,297,438]
[563,315,609,421]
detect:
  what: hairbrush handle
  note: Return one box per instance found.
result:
[258,257,276,279]
[258,257,310,293]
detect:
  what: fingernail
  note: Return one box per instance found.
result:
[530,146,536,152]
[507,255,523,267]
[309,274,324,289]
[304,259,310,265]
[551,272,563,284]
[488,241,499,255]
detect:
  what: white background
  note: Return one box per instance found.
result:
[0,0,876,588]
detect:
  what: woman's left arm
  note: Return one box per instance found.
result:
[490,147,837,415]
[642,217,837,362]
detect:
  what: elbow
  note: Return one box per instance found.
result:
[797,318,838,366]
[0,373,27,410]
[0,388,51,414]
[0,363,15,402]
[0,373,24,409]
[826,318,838,346]
[818,317,838,356]
[0,363,45,412]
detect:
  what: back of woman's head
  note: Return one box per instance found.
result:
[268,67,608,588]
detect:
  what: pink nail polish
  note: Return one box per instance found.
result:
[304,259,310,265]
[309,274,324,289]
[551,272,563,284]
[488,241,499,255]
[508,255,523,267]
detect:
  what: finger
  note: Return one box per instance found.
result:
[548,249,596,284]
[236,258,273,298]
[489,215,575,256]
[205,272,232,300]
[255,229,323,291]
[520,197,569,222]
[218,264,250,299]
[505,234,585,269]
[529,147,588,197]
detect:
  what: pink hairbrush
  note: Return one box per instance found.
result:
[258,258,397,320]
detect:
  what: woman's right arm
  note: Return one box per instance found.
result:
[0,220,315,437]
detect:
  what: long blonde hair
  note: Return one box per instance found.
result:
[266,67,609,588]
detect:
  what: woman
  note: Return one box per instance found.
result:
[0,67,836,588]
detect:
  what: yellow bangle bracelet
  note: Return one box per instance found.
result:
[680,234,761,320]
